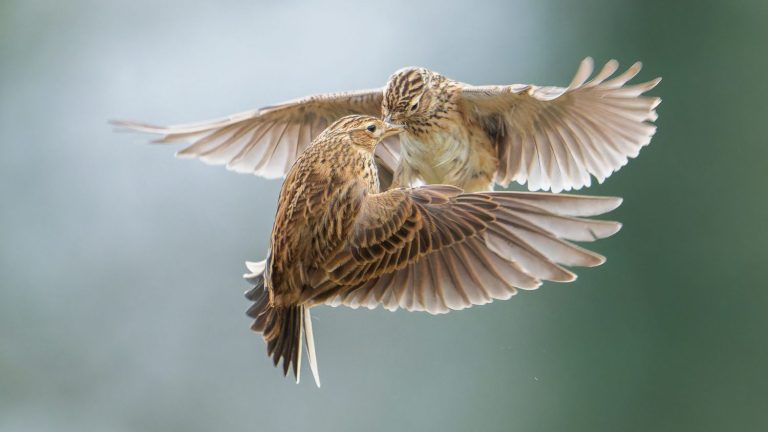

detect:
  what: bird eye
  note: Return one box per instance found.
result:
[410,102,419,111]
[366,124,377,132]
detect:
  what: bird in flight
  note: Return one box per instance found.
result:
[246,115,622,386]
[114,57,660,192]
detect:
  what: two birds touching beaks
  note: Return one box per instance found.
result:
[113,57,661,387]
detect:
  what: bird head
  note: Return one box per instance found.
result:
[322,115,404,152]
[382,67,440,128]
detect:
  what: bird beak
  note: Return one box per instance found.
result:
[382,122,405,138]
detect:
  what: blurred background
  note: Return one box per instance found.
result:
[1,0,767,431]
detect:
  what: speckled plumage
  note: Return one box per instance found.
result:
[242,115,624,386]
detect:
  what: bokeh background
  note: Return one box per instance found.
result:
[2,0,766,431]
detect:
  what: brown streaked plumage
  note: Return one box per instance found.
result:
[113,57,660,192]
[246,114,623,386]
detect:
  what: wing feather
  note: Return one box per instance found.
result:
[461,57,661,192]
[113,88,399,181]
[321,186,622,314]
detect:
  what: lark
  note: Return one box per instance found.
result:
[114,57,660,192]
[246,115,622,386]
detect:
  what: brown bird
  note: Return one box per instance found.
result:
[246,114,622,386]
[114,57,660,192]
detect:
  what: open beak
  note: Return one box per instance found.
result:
[382,122,405,138]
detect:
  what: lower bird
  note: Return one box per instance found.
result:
[246,114,622,386]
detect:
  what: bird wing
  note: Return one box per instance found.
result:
[112,88,400,184]
[321,185,622,314]
[460,57,661,192]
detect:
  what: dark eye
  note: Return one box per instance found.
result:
[410,102,419,111]
[366,124,377,132]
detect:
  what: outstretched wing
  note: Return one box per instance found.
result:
[113,88,400,183]
[461,57,661,192]
[318,185,622,314]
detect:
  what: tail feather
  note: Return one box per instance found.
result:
[244,268,320,386]
[303,307,320,387]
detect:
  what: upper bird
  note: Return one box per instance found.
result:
[245,115,623,386]
[114,57,660,192]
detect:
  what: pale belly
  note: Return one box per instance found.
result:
[396,127,498,192]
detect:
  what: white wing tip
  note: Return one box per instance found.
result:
[245,260,267,274]
[109,119,166,134]
[591,253,607,267]
[605,196,623,212]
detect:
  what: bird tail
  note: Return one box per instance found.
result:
[244,262,320,387]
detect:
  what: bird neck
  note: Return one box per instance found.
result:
[317,140,379,193]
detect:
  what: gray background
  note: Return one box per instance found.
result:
[2,0,766,431]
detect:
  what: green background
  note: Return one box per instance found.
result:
[1,1,766,431]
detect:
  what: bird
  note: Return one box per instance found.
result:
[113,57,660,192]
[245,114,623,386]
